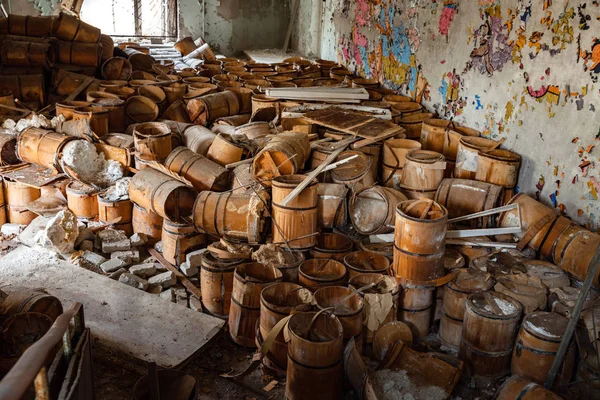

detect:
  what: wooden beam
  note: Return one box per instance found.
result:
[283,0,300,52]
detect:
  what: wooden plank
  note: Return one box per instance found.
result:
[148,248,202,300]
[283,0,300,52]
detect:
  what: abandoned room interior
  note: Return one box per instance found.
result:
[0,0,598,398]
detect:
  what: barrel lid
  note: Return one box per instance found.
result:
[523,260,568,287]
[480,149,521,163]
[523,311,568,341]
[405,149,445,164]
[66,180,97,194]
[470,249,528,277]
[449,269,492,292]
[468,291,522,319]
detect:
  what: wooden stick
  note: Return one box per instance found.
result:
[320,154,359,172]
[148,248,203,299]
[283,0,300,52]
[226,157,254,169]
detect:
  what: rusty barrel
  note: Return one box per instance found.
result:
[17,128,77,172]
[272,175,318,250]
[314,286,364,351]
[162,219,205,266]
[98,194,133,235]
[309,233,353,261]
[298,259,348,292]
[66,181,98,220]
[164,147,229,192]
[350,186,407,235]
[229,263,282,347]
[132,203,163,245]
[200,252,244,318]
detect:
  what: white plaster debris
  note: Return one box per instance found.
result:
[33,210,79,254]
[372,369,447,400]
[525,319,559,339]
[62,140,124,187]
[2,113,64,134]
[101,178,132,202]
[494,297,516,315]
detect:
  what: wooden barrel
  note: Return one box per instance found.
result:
[174,37,197,56]
[0,74,45,107]
[193,191,268,244]
[314,286,364,350]
[138,85,166,112]
[494,275,547,314]
[52,12,100,42]
[183,125,216,156]
[454,136,498,179]
[0,134,19,166]
[228,87,253,114]
[253,132,310,185]
[206,134,244,166]
[73,106,110,137]
[57,41,101,67]
[309,233,353,261]
[317,183,348,230]
[162,100,191,123]
[98,195,133,235]
[93,97,126,133]
[229,263,282,347]
[421,119,477,160]
[128,167,197,222]
[459,291,522,380]
[511,311,575,385]
[439,269,493,350]
[5,15,54,37]
[66,181,98,220]
[125,95,159,123]
[102,57,132,80]
[200,252,244,317]
[56,100,90,120]
[100,34,114,61]
[0,287,63,322]
[17,128,76,172]
[124,47,154,71]
[162,219,205,266]
[343,251,390,278]
[3,179,39,225]
[251,94,279,114]
[398,284,434,340]
[476,149,521,202]
[381,138,421,188]
[359,237,393,261]
[299,259,348,292]
[286,312,344,400]
[435,179,504,228]
[133,122,172,165]
[401,150,446,191]
[259,283,313,372]
[391,102,423,122]
[162,83,187,105]
[394,199,447,257]
[495,376,563,400]
[0,40,54,68]
[187,91,240,126]
[272,175,318,250]
[398,112,435,139]
[164,147,229,192]
[350,186,407,235]
[331,151,375,193]
[132,203,163,246]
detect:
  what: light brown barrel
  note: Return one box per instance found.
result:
[350,186,407,235]
[4,15,54,37]
[3,178,37,225]
[93,97,127,133]
[162,82,187,105]
[182,125,216,156]
[401,150,446,191]
[161,219,205,266]
[206,134,244,166]
[228,87,253,114]
[317,183,348,230]
[272,175,318,250]
[102,57,132,80]
[72,106,110,137]
[448,126,480,159]
[124,47,154,71]
[193,191,268,244]
[229,263,282,347]
[125,95,159,123]
[299,259,348,292]
[186,91,240,126]
[475,149,521,200]
[398,284,434,340]
[259,283,313,372]
[138,85,166,112]
[234,121,270,139]
[314,286,363,350]
[359,237,393,261]
[52,12,100,42]
[132,203,163,245]
[164,147,229,192]
[0,287,63,322]
[511,311,575,385]
[200,253,244,318]
[251,94,279,114]
[97,195,133,235]
[343,251,390,279]
[132,122,172,165]
[17,128,77,172]
[57,41,101,67]
[253,132,310,185]
[286,312,344,400]
[331,151,375,193]
[128,167,197,222]
[0,40,54,68]
[420,119,456,157]
[394,199,447,255]
[495,376,563,400]
[454,136,498,179]
[66,181,98,220]
[434,179,504,228]
[398,112,435,139]
[391,102,423,122]
[380,138,421,188]
[174,37,197,56]
[459,291,522,380]
[309,233,353,261]
[100,34,114,61]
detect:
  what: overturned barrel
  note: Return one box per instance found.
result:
[164,147,229,192]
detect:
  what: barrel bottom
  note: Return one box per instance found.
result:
[459,339,512,380]
[286,357,344,400]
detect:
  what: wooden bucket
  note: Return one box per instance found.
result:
[97,196,133,235]
[475,149,521,197]
[164,147,229,192]
[259,282,313,372]
[162,100,191,123]
[229,263,282,347]
[56,100,91,120]
[286,312,345,400]
[57,41,101,67]
[234,122,270,139]
[299,259,348,292]
[0,134,18,166]
[125,95,159,123]
[72,106,110,137]
[495,376,563,400]
[314,286,364,349]
[455,135,493,178]
[124,48,154,71]
[272,175,318,250]
[394,199,447,255]
[0,40,54,68]
[439,269,493,350]
[206,134,244,166]
[401,150,446,191]
[460,291,522,380]
[102,57,132,81]
[133,122,172,165]
[93,97,126,133]
[359,237,393,261]
[259,249,305,284]
[344,251,390,278]
[398,284,435,339]
[331,151,375,193]
[52,12,100,42]
[381,138,421,187]
[551,225,600,288]
[174,37,197,56]
[227,87,253,114]
[162,83,187,105]
[66,181,98,220]
[132,203,163,245]
[0,287,63,322]
[435,179,504,228]
[511,311,575,385]
[253,132,310,184]
[310,233,353,261]
[449,126,480,159]
[193,191,267,244]
[317,183,348,230]
[4,178,38,225]
[420,119,467,160]
[350,186,407,235]
[17,128,76,172]
[200,253,244,317]
[185,83,218,100]
[0,74,45,107]
[251,94,279,114]
[187,91,240,126]
[5,15,54,37]
[100,34,114,61]
[129,167,197,222]
[398,112,435,139]
[182,125,216,156]
[391,102,423,121]
[162,219,205,266]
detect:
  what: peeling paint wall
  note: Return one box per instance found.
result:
[179,0,290,56]
[301,0,600,230]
